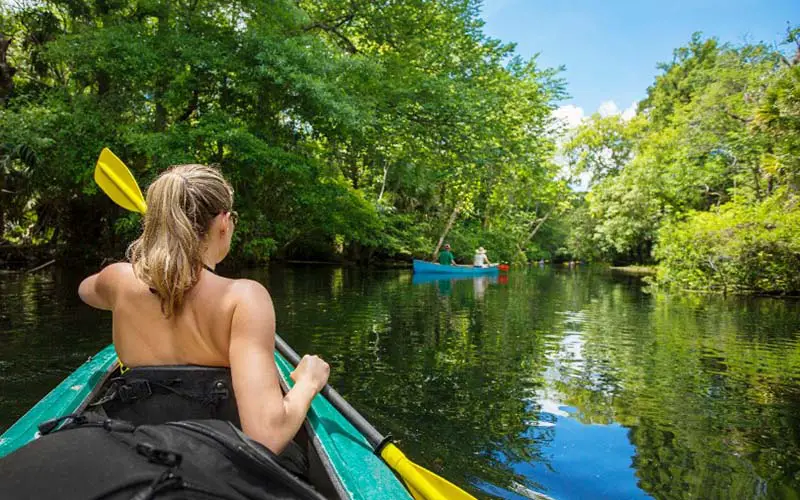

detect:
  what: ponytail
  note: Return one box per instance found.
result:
[127,164,233,317]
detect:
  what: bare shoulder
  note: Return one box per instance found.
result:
[227,279,275,344]
[101,262,133,279]
[79,262,134,309]
[228,278,273,305]
[98,262,138,290]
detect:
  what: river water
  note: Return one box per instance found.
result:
[1,265,799,499]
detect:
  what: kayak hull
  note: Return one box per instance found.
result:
[413,259,499,275]
[0,344,412,500]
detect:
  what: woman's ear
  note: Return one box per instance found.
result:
[210,212,226,236]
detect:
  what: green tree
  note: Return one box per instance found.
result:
[0,0,566,266]
[563,28,800,291]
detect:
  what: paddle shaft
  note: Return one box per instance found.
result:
[273,335,386,450]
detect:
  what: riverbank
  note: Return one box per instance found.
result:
[0,244,57,272]
[0,244,419,273]
[609,265,657,275]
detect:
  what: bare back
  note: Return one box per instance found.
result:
[80,260,328,453]
[92,263,238,367]
[79,162,329,453]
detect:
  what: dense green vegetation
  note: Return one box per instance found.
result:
[564,30,800,294]
[2,1,797,294]
[0,0,568,267]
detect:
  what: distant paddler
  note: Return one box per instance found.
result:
[436,243,460,266]
[473,246,492,268]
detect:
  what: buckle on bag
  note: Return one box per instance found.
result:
[117,380,152,402]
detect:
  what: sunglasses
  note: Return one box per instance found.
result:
[229,210,239,225]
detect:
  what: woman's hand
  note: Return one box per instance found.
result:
[290,354,330,392]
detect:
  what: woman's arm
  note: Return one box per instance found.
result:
[228,280,329,454]
[78,263,126,310]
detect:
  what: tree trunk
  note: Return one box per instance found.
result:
[347,155,360,189]
[376,161,389,205]
[752,164,762,201]
[431,206,460,259]
[0,168,5,237]
[0,35,16,104]
[520,207,554,249]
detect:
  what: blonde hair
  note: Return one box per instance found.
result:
[127,164,233,317]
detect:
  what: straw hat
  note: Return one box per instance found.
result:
[476,247,486,254]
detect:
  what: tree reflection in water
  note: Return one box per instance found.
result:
[2,266,800,499]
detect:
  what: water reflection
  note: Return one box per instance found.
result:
[0,269,111,429]
[2,266,800,499]
[411,273,498,285]
[263,266,800,499]
[411,273,500,300]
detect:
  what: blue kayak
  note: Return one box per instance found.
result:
[413,259,499,275]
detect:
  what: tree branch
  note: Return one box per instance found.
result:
[432,206,460,259]
[177,89,199,122]
[724,109,752,124]
[303,18,358,54]
[521,207,554,247]
[376,160,389,205]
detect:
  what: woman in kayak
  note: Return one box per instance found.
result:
[78,164,329,455]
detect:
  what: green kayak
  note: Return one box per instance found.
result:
[0,344,413,500]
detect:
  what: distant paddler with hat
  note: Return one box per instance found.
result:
[473,246,492,268]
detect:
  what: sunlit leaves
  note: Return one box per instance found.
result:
[565,28,800,290]
[1,0,566,264]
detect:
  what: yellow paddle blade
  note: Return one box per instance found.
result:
[94,148,147,214]
[380,443,476,500]
[404,481,425,500]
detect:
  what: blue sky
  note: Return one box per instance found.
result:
[481,0,799,121]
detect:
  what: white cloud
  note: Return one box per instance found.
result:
[597,100,620,117]
[550,105,587,190]
[552,100,636,134]
[621,101,637,121]
[552,104,585,129]
[598,100,637,120]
